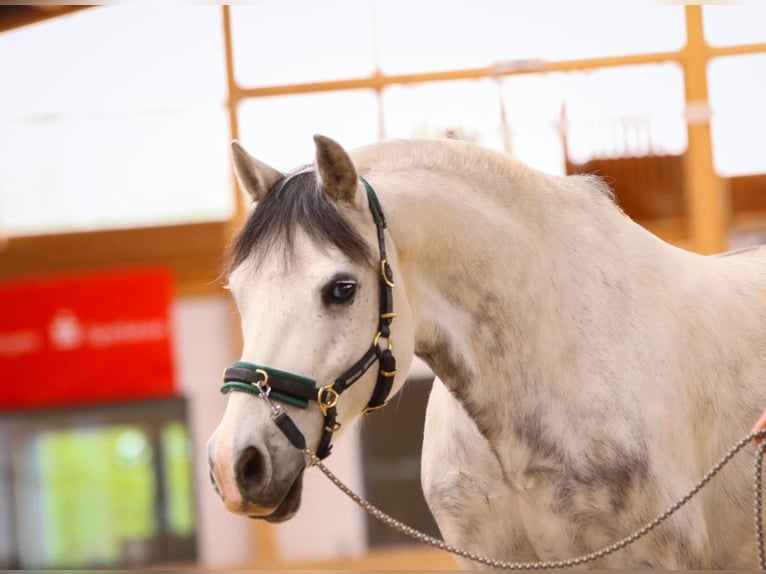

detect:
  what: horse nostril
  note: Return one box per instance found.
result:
[236,446,266,497]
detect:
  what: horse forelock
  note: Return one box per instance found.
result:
[226,168,372,275]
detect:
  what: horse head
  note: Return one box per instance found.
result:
[207,135,414,522]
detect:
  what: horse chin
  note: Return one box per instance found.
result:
[250,469,304,523]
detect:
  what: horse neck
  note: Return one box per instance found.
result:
[367,147,688,442]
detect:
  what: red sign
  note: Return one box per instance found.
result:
[0,268,175,410]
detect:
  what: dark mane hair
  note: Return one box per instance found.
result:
[226,169,372,274]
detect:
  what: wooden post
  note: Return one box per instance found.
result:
[683,6,729,254]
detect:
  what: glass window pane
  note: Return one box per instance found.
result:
[383,79,504,151]
[238,90,379,171]
[162,422,195,536]
[17,426,156,568]
[230,2,376,87]
[497,64,687,175]
[708,54,766,176]
[0,111,232,235]
[376,1,685,75]
[0,7,226,119]
[381,64,686,177]
[703,6,766,47]
[500,72,569,175]
[0,7,233,236]
[559,64,687,164]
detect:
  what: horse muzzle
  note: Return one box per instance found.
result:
[208,432,306,522]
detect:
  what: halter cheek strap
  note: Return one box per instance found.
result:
[220,178,397,460]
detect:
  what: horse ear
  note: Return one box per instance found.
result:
[231,141,284,202]
[313,135,360,204]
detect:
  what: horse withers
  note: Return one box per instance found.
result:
[208,135,766,568]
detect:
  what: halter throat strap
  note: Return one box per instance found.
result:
[220,177,396,460]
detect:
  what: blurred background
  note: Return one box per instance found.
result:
[0,2,765,570]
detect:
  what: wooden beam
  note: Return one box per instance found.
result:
[682,6,728,254]
[0,222,230,295]
[708,42,766,58]
[0,6,91,34]
[233,51,683,100]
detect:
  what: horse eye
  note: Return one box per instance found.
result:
[324,280,357,305]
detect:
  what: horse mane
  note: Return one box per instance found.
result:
[226,168,372,274]
[352,138,616,203]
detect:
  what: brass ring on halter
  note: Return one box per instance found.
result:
[318,384,340,416]
[380,260,395,287]
[373,331,393,351]
[253,369,270,396]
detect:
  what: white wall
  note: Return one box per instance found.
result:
[171,295,252,567]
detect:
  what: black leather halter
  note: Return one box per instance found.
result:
[221,178,396,460]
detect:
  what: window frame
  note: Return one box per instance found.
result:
[1,397,196,569]
[0,223,230,295]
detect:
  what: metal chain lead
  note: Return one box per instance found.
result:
[305,429,766,569]
[756,439,766,570]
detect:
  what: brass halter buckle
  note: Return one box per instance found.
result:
[373,331,393,351]
[380,259,395,287]
[318,384,340,417]
[252,369,270,396]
